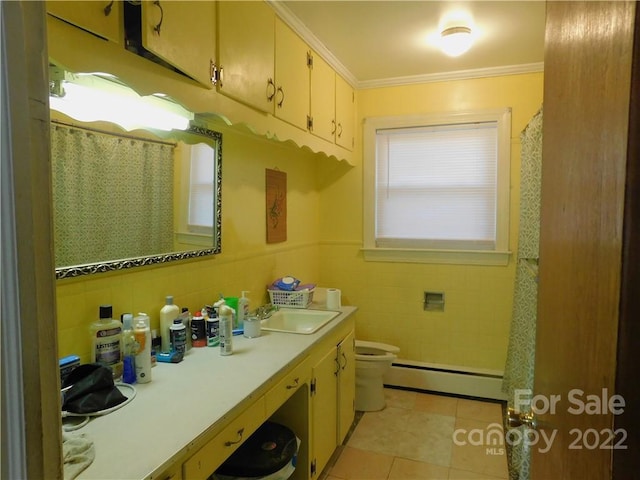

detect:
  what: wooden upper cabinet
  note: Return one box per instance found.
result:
[46,0,122,43]
[217,1,275,112]
[274,17,310,131]
[140,0,216,89]
[309,52,336,144]
[335,74,355,151]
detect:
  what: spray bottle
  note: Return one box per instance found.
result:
[237,291,250,329]
[121,313,137,384]
[218,305,234,356]
[134,313,152,384]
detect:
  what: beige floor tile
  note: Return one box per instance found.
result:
[414,393,458,416]
[450,418,508,479]
[388,457,449,480]
[330,446,394,479]
[384,388,417,410]
[456,399,504,424]
[448,468,507,479]
[348,407,455,467]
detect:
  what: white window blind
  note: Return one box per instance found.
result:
[188,143,214,233]
[376,122,498,250]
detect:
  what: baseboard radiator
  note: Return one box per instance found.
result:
[384,360,508,401]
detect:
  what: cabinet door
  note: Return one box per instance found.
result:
[335,74,355,151]
[311,346,338,477]
[309,52,336,143]
[337,330,356,444]
[46,0,122,43]
[141,0,216,89]
[274,18,310,131]
[217,1,275,112]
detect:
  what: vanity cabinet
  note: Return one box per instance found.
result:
[137,0,217,89]
[309,52,355,151]
[310,328,356,477]
[46,0,122,43]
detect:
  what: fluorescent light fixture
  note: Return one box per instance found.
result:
[440,26,474,57]
[49,72,193,132]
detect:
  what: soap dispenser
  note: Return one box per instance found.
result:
[237,291,250,328]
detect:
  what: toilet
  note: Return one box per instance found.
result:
[355,340,400,412]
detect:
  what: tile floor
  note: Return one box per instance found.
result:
[322,388,509,480]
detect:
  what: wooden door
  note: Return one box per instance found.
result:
[309,52,336,143]
[335,74,354,151]
[274,17,309,131]
[217,1,275,112]
[311,346,338,477]
[47,0,122,43]
[532,2,636,478]
[141,0,216,89]
[337,330,356,444]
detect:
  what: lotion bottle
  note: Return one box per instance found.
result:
[160,295,179,353]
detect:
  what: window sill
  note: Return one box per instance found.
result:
[362,247,511,266]
[175,232,213,247]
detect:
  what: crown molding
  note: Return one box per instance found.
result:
[268,2,543,91]
[357,62,545,89]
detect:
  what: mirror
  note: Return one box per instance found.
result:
[52,123,222,279]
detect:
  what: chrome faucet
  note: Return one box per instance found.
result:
[255,303,279,320]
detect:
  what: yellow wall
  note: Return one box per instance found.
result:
[56,124,323,362]
[317,73,544,370]
[56,73,543,372]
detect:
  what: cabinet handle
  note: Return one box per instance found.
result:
[331,120,336,135]
[276,86,285,108]
[152,1,164,35]
[266,78,276,102]
[341,351,347,371]
[224,428,245,446]
[337,123,343,138]
[334,357,340,376]
[286,377,299,389]
[103,1,114,16]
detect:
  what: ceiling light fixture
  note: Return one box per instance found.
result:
[440,26,474,57]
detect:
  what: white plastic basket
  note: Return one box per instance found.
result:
[268,288,314,309]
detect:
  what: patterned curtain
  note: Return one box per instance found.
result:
[502,107,543,480]
[51,123,175,267]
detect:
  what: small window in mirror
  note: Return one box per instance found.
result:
[188,143,215,234]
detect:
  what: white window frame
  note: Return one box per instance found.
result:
[363,108,512,266]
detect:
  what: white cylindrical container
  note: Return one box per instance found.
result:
[243,315,261,338]
[219,305,233,356]
[134,313,152,384]
[160,295,180,353]
[326,288,342,310]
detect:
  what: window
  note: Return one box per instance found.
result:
[363,109,511,265]
[187,142,215,234]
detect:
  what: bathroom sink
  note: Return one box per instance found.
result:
[260,309,340,334]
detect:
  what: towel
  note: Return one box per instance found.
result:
[62,431,95,480]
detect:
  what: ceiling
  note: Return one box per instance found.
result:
[272,1,546,88]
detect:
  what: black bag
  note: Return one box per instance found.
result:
[62,363,127,414]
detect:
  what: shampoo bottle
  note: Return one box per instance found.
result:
[134,313,152,383]
[160,295,179,353]
[90,304,123,379]
[237,291,250,329]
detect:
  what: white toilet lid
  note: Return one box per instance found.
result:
[355,340,400,354]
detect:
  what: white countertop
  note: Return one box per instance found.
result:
[72,302,357,480]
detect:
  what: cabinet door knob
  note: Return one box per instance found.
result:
[266,78,276,101]
[103,1,114,16]
[224,428,245,446]
[152,1,164,35]
[286,377,299,389]
[276,86,285,108]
